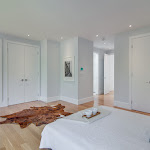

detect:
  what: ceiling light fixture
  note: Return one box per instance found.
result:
[104,42,106,45]
[129,25,132,28]
[96,35,99,37]
[28,34,30,37]
[61,37,63,40]
[102,37,105,41]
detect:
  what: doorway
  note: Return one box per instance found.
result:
[93,51,114,108]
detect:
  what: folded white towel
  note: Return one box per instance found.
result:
[62,106,111,124]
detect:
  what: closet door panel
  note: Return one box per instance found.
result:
[8,43,25,105]
[24,46,39,102]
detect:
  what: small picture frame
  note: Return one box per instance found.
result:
[64,57,74,81]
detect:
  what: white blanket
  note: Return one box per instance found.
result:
[40,106,150,150]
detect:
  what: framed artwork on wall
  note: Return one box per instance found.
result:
[64,57,74,81]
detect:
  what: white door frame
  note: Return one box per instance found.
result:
[6,40,40,106]
[129,33,150,110]
[0,39,2,104]
[93,52,99,95]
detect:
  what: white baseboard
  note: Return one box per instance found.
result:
[0,96,94,107]
[60,96,78,105]
[40,96,94,105]
[39,96,60,103]
[47,96,60,102]
[0,103,8,107]
[114,101,131,109]
[78,96,94,105]
[39,97,48,102]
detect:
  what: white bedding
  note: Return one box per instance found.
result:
[40,106,150,150]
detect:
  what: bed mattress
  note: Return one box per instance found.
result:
[40,106,150,150]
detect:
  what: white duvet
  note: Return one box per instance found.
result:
[40,106,150,150]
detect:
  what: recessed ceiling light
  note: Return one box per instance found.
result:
[104,42,106,45]
[61,37,63,40]
[96,35,99,37]
[28,34,30,37]
[129,25,132,28]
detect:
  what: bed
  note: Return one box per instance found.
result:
[40,106,150,150]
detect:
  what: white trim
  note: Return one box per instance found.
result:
[40,96,94,105]
[129,33,150,40]
[0,39,2,104]
[114,101,131,109]
[129,32,150,111]
[60,96,78,105]
[0,101,8,107]
[47,96,60,102]
[6,40,39,48]
[3,39,8,106]
[78,96,94,105]
[39,97,48,102]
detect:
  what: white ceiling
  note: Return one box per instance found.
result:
[0,0,150,49]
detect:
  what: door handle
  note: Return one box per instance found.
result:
[146,81,150,84]
[21,79,24,82]
[25,79,28,81]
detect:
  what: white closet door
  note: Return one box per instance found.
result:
[24,46,39,102]
[8,43,25,105]
[132,35,150,113]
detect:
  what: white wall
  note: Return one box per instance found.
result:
[41,39,48,101]
[78,37,93,102]
[109,54,114,91]
[47,40,60,100]
[0,39,2,103]
[60,37,93,104]
[41,39,60,102]
[60,37,78,104]
[114,26,150,109]
[0,34,94,106]
[94,48,105,94]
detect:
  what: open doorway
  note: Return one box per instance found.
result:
[93,50,114,107]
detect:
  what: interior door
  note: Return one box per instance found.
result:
[132,35,150,113]
[104,54,110,94]
[24,46,40,102]
[8,43,25,105]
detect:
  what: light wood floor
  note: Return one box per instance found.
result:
[0,92,149,150]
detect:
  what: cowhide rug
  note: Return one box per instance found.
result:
[0,104,72,128]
